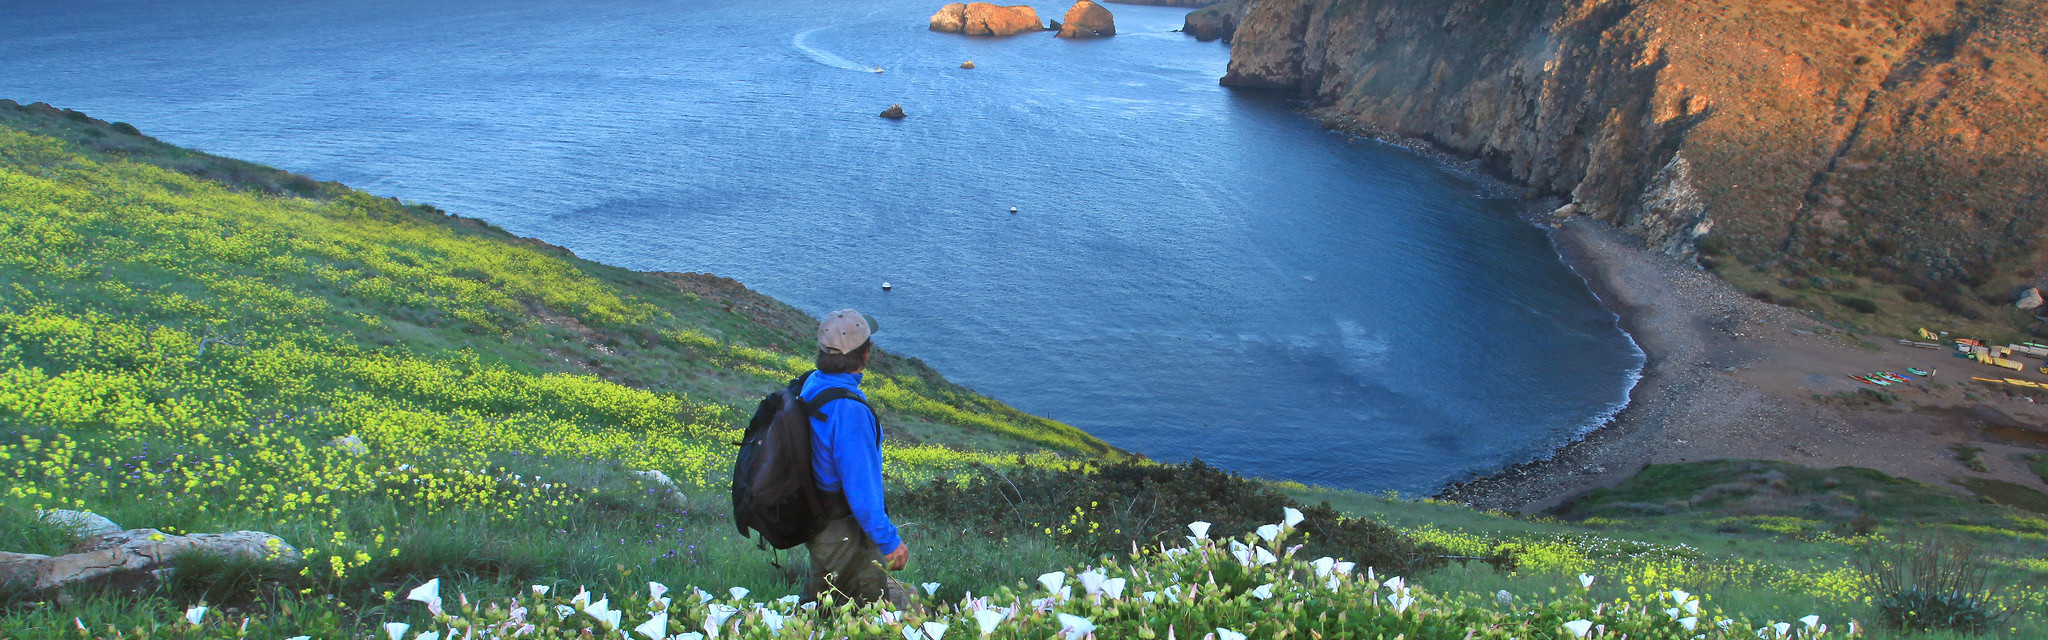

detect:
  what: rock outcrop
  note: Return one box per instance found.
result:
[2020,288,2044,310]
[1182,1,1249,42]
[1222,0,2048,296]
[961,60,976,69]
[930,3,968,32]
[1056,1,1116,38]
[930,3,1045,36]
[0,529,299,591]
[39,509,121,539]
[880,104,907,119]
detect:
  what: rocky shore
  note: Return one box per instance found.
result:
[1436,216,2048,512]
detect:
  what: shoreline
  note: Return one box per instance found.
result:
[1436,216,2048,512]
[1434,218,1705,512]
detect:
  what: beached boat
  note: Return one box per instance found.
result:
[2004,378,2040,388]
[1885,372,1913,382]
[1907,368,1929,376]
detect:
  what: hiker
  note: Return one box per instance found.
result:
[801,308,913,608]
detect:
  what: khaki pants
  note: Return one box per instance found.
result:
[801,516,912,609]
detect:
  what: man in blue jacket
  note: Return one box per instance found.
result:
[801,308,912,608]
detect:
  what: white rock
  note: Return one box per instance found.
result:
[328,434,368,455]
[2017,287,2042,310]
[39,509,122,539]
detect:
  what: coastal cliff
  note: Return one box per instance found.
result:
[1223,0,2048,319]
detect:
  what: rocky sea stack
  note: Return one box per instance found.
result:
[929,3,1045,36]
[880,104,907,119]
[1056,1,1116,38]
[1222,0,2048,309]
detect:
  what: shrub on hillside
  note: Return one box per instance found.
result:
[896,459,1450,576]
[1856,534,2013,634]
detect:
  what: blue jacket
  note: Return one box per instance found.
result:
[801,371,901,554]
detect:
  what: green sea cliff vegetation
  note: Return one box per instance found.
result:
[1,102,2045,637]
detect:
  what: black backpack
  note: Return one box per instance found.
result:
[731,372,871,549]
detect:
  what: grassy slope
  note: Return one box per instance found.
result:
[2,102,2045,638]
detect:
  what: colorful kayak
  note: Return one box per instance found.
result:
[1907,368,1929,376]
[1885,372,1913,382]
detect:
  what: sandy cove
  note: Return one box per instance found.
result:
[1437,217,2048,513]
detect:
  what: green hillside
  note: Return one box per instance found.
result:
[1,102,2044,638]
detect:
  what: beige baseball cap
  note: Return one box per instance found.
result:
[818,309,877,354]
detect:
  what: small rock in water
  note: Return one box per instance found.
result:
[961,60,975,69]
[880,104,906,119]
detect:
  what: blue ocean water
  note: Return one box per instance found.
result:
[0,0,1644,493]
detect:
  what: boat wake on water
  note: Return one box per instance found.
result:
[793,26,883,73]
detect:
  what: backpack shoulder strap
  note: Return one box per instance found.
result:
[802,388,879,445]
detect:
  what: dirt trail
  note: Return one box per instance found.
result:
[1438,218,2048,513]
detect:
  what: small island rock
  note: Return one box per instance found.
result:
[929,3,967,31]
[961,60,976,69]
[929,3,1043,36]
[1056,1,1115,38]
[880,104,907,119]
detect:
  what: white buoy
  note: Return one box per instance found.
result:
[881,282,893,291]
[1009,206,1019,213]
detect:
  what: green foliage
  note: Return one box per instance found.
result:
[1858,535,2015,634]
[896,459,1452,576]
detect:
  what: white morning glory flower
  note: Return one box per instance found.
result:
[1563,619,1594,639]
[1312,557,1336,577]
[759,610,786,634]
[1383,576,1406,592]
[1217,628,1248,640]
[1102,577,1127,600]
[728,587,749,601]
[1255,524,1281,543]
[1187,521,1211,539]
[531,585,551,597]
[648,582,669,600]
[383,622,410,640]
[1254,547,1277,565]
[901,627,923,640]
[407,579,441,607]
[1055,613,1095,640]
[1578,573,1595,589]
[974,609,1006,637]
[1800,615,1820,628]
[553,605,575,620]
[184,606,207,626]
[1079,570,1106,595]
[922,621,949,640]
[1282,507,1304,528]
[1037,571,1066,594]
[1250,583,1275,600]
[1680,617,1699,631]
[1389,592,1415,614]
[922,582,941,597]
[416,633,440,640]
[634,613,669,640]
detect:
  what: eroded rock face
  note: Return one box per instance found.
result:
[2019,288,2043,310]
[930,3,967,31]
[961,3,1044,36]
[1182,1,1250,42]
[0,529,299,590]
[1057,1,1116,38]
[1222,0,2048,281]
